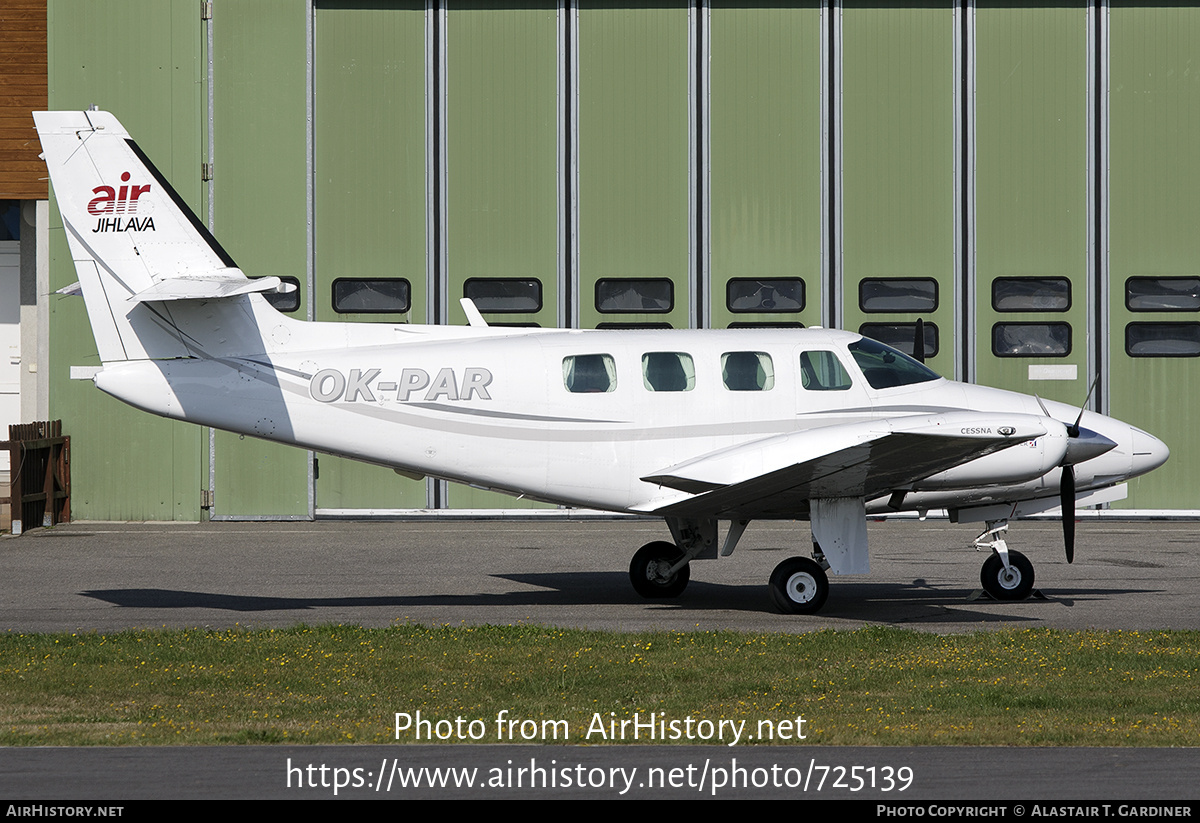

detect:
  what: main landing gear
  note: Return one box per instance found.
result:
[629,541,690,598]
[768,556,829,614]
[626,517,833,614]
[973,520,1036,601]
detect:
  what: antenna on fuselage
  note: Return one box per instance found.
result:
[460,298,489,328]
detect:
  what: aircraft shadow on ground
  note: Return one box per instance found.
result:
[78,575,1156,622]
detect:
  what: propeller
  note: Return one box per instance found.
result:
[1036,378,1108,564]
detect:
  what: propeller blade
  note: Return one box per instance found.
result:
[912,318,926,363]
[1061,464,1076,563]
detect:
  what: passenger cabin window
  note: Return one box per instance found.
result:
[847,338,940,389]
[463,278,542,313]
[642,352,695,392]
[991,323,1071,357]
[595,279,673,313]
[726,278,805,313]
[563,354,616,393]
[1125,277,1200,312]
[799,351,852,391]
[721,352,775,391]
[332,278,411,314]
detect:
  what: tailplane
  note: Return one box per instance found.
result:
[35,111,293,363]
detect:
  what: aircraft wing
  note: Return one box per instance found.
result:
[637,412,1049,519]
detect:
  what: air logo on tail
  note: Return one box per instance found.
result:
[89,171,156,233]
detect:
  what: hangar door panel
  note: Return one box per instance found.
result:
[708,2,823,330]
[839,2,955,377]
[972,2,1089,408]
[577,1,691,331]
[444,2,559,510]
[46,0,205,520]
[1107,4,1200,509]
[314,1,431,512]
[211,0,311,518]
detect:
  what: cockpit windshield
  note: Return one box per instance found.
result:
[847,337,941,390]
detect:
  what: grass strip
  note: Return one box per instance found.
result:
[0,625,1197,746]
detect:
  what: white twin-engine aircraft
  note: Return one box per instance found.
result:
[36,110,1169,614]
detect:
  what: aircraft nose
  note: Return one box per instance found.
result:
[1130,427,1170,477]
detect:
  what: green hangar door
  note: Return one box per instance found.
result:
[1107,4,1200,510]
[312,1,431,513]
[443,2,559,510]
[839,2,956,377]
[972,3,1089,409]
[708,2,823,331]
[576,2,691,331]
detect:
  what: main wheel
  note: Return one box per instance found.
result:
[769,556,829,614]
[629,541,690,598]
[980,550,1035,601]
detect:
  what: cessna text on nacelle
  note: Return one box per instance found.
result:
[35,110,1170,615]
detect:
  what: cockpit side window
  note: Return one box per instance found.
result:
[847,337,940,389]
[722,351,774,391]
[799,350,853,391]
[563,354,617,393]
[642,352,695,392]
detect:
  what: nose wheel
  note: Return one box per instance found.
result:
[980,550,1035,601]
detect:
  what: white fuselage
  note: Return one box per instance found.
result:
[90,317,1166,517]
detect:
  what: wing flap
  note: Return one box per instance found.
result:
[638,412,1049,518]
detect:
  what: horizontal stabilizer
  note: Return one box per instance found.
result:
[639,412,1049,518]
[128,271,296,304]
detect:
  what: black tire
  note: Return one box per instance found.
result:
[980,550,1035,601]
[629,541,690,598]
[769,556,829,614]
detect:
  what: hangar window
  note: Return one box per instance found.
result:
[563,354,617,393]
[726,278,805,313]
[799,351,853,391]
[1125,277,1200,312]
[253,276,301,313]
[992,277,1071,312]
[859,278,938,313]
[332,278,411,314]
[858,322,939,359]
[642,352,695,392]
[721,352,774,391]
[596,322,673,330]
[1125,323,1200,356]
[991,323,1071,357]
[596,278,673,313]
[463,278,542,313]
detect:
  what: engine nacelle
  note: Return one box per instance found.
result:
[911,418,1069,490]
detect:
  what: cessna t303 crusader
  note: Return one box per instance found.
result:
[36,110,1169,614]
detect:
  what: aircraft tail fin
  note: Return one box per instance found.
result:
[35,111,289,363]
